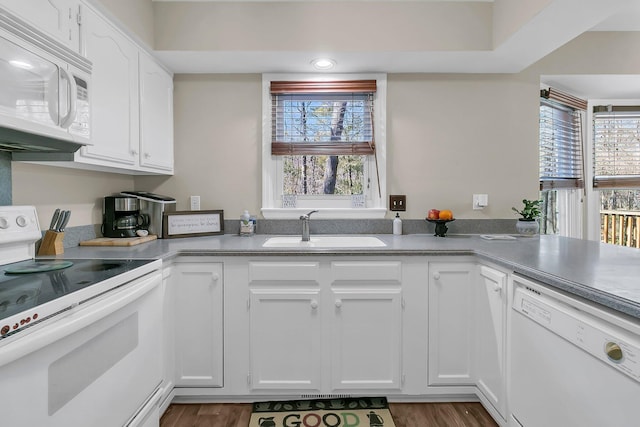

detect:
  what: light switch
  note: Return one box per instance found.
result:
[473,194,488,210]
[190,195,201,210]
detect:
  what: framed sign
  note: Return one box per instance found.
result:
[162,210,224,238]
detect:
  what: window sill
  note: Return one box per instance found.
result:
[261,208,387,220]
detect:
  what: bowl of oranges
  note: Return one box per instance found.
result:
[425,209,454,237]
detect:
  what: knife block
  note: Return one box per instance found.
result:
[38,231,65,256]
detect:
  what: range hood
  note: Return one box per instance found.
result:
[1,126,84,157]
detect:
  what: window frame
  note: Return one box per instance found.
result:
[586,98,640,241]
[538,88,586,238]
[261,73,387,219]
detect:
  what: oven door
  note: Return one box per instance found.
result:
[0,271,162,427]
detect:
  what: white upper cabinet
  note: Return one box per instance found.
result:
[0,0,81,52]
[75,6,174,174]
[79,5,140,169]
[139,52,174,173]
[8,1,174,175]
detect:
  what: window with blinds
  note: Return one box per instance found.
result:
[270,80,376,155]
[593,106,640,188]
[539,99,584,189]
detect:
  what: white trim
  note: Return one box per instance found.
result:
[261,73,387,220]
[556,188,583,239]
[262,208,387,220]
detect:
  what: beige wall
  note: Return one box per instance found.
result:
[153,1,491,52]
[10,31,640,226]
[91,0,155,48]
[135,75,262,215]
[528,31,640,75]
[133,73,539,220]
[11,163,134,230]
[492,0,552,47]
[387,73,539,219]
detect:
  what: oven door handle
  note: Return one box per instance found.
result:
[0,272,161,367]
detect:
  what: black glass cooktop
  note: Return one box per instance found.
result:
[0,259,154,324]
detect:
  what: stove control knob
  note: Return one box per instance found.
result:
[1,325,9,335]
[16,215,28,227]
[0,217,8,229]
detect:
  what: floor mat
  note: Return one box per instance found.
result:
[249,396,396,426]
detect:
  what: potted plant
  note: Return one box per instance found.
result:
[512,199,542,236]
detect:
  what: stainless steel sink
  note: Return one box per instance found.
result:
[262,236,386,248]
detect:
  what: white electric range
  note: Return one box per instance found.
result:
[0,206,164,427]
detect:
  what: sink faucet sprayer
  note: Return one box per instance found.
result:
[300,210,318,241]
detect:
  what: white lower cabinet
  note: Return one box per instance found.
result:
[173,259,223,387]
[330,288,403,390]
[329,261,404,391]
[249,288,322,390]
[160,264,175,406]
[162,254,511,426]
[245,258,413,395]
[428,260,475,385]
[475,264,508,420]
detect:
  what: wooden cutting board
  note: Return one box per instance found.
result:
[79,235,158,246]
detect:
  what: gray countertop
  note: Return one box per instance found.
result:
[56,233,640,320]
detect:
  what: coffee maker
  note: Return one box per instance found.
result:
[102,196,148,238]
[119,191,176,238]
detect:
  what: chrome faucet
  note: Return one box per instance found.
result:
[300,210,318,241]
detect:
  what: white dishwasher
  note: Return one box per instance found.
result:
[509,275,640,427]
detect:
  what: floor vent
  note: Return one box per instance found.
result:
[300,394,353,399]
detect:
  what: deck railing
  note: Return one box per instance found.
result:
[601,210,640,248]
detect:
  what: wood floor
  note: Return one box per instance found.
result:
[160,402,499,427]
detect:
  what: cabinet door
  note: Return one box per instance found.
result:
[161,265,175,401]
[330,288,403,390]
[249,289,322,390]
[476,265,507,417]
[80,6,139,167]
[139,53,174,173]
[428,262,475,385]
[174,262,223,387]
[0,0,80,52]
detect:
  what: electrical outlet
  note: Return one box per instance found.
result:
[190,195,201,210]
[390,195,407,211]
[473,194,488,210]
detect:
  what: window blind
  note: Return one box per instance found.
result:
[270,80,376,156]
[539,99,584,189]
[593,106,640,189]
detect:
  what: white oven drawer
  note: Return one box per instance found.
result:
[0,271,163,427]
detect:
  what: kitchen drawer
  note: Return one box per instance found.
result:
[331,261,401,282]
[249,261,320,282]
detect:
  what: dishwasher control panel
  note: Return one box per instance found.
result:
[513,279,640,384]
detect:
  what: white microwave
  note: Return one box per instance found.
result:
[0,7,91,153]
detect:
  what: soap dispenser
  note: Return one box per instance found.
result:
[393,212,402,235]
[240,210,254,236]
